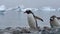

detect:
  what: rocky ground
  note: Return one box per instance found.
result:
[0,27,60,34]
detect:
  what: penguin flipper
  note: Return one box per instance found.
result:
[34,16,43,22]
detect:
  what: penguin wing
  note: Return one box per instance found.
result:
[34,16,43,22]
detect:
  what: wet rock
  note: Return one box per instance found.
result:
[20,28,31,33]
[5,27,12,30]
[41,27,52,34]
[12,30,21,34]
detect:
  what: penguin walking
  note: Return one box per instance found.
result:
[24,10,43,31]
[50,15,60,28]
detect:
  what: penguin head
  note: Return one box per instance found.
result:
[24,10,33,14]
[50,15,56,21]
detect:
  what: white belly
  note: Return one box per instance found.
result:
[52,18,60,28]
[27,14,37,29]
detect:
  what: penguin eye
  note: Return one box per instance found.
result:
[51,18,53,20]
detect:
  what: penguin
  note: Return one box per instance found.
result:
[50,15,60,28]
[24,10,43,31]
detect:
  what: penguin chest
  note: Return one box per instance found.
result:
[27,14,36,28]
[52,18,60,27]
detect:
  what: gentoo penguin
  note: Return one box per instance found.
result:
[50,15,60,28]
[24,10,43,31]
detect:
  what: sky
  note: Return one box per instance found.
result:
[0,0,60,8]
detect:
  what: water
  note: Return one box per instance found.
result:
[0,10,60,28]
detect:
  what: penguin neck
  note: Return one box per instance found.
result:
[27,14,34,18]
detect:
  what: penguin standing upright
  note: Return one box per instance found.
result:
[50,15,60,28]
[24,10,43,31]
